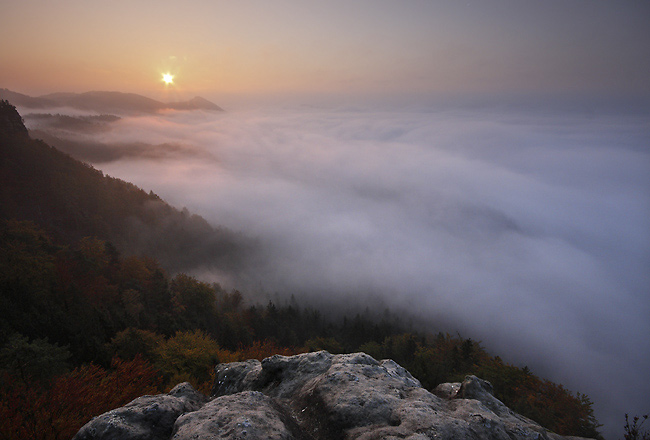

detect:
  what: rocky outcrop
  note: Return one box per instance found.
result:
[74,351,593,440]
[73,382,206,440]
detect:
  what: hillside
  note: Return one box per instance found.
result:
[0,89,224,114]
[0,99,247,272]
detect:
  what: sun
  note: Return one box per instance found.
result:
[162,73,174,85]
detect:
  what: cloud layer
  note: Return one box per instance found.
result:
[27,103,650,437]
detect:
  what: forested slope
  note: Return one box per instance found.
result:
[0,99,249,273]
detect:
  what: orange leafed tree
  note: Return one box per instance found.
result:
[0,355,161,440]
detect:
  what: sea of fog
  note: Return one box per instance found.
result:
[26,102,650,438]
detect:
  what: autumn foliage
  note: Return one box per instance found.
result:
[0,356,161,440]
[0,220,603,438]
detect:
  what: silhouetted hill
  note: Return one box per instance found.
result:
[40,91,163,114]
[0,99,29,137]
[167,96,223,111]
[0,89,56,109]
[0,100,247,272]
[0,89,224,114]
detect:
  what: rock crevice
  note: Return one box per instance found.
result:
[74,351,593,440]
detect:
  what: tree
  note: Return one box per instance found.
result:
[303,336,344,354]
[0,333,70,386]
[0,220,56,318]
[0,356,161,440]
[171,273,217,330]
[623,414,649,440]
[153,330,222,391]
[106,327,164,362]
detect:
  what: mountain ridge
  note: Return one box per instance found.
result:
[0,88,223,114]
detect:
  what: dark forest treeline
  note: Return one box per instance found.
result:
[0,100,602,439]
[0,100,250,274]
[0,220,601,439]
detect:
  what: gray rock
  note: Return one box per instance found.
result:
[73,382,206,440]
[172,391,304,440]
[433,381,461,399]
[212,359,263,397]
[73,353,595,440]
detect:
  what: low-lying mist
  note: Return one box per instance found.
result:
[23,101,650,437]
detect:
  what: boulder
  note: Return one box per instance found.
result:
[73,382,206,440]
[74,352,594,440]
[172,391,305,440]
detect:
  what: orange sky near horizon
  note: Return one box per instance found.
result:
[1,1,649,103]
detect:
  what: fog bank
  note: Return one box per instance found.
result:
[26,102,650,438]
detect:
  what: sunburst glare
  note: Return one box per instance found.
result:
[162,73,174,85]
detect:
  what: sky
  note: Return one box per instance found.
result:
[1,1,650,103]
[3,1,650,438]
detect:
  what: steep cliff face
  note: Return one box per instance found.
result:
[73,351,594,440]
[0,100,29,138]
